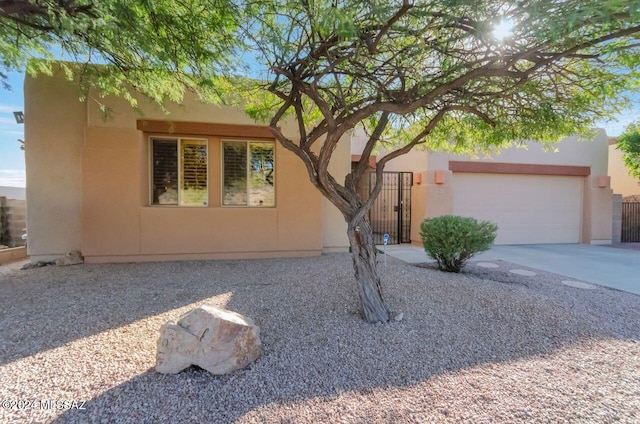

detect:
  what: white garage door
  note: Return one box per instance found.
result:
[452,173,583,244]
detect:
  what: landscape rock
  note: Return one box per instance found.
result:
[22,260,54,270]
[55,250,84,266]
[156,304,261,375]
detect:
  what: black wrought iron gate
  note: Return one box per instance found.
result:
[365,172,413,245]
[622,202,640,242]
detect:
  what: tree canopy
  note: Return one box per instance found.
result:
[246,1,640,211]
[243,0,640,322]
[3,0,640,322]
[617,119,640,179]
[0,0,243,104]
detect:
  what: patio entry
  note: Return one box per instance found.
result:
[364,171,413,245]
[621,201,640,242]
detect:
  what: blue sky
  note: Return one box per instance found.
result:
[0,72,26,187]
[0,70,638,188]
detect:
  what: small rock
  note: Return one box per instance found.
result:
[156,304,261,375]
[55,250,84,266]
[394,312,404,322]
[21,261,54,270]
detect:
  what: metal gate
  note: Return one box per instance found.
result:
[622,202,640,242]
[364,172,413,245]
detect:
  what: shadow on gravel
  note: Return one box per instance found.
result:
[0,260,258,366]
[2,254,639,423]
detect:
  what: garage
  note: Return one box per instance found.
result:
[452,173,583,244]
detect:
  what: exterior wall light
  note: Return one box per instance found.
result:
[13,111,24,124]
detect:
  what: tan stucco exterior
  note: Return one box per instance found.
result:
[608,143,640,198]
[352,129,614,245]
[25,70,349,263]
[322,137,350,252]
[25,73,86,258]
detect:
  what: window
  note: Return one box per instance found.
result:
[151,138,208,207]
[222,141,275,207]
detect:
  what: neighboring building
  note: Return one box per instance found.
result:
[608,139,640,243]
[0,186,26,200]
[608,139,640,199]
[352,128,614,246]
[0,187,27,248]
[25,70,350,263]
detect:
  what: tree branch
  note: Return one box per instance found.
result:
[352,112,390,183]
[0,0,95,30]
[367,0,414,54]
[350,107,449,227]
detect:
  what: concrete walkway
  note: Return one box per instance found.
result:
[381,243,640,296]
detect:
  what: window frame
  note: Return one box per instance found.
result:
[149,136,209,208]
[221,139,277,208]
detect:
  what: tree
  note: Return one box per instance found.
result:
[0,0,242,103]
[3,0,640,323]
[617,120,640,179]
[246,0,640,322]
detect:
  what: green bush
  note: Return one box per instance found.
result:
[420,215,498,273]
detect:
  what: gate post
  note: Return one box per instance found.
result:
[612,194,622,244]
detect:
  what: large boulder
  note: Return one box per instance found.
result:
[156,304,261,374]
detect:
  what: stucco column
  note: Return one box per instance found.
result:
[25,74,86,261]
[582,175,613,244]
[412,170,453,244]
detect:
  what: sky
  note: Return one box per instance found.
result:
[0,72,27,187]
[0,70,638,188]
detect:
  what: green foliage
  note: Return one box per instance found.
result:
[420,216,498,273]
[248,0,640,156]
[1,0,244,105]
[617,120,640,179]
[3,1,640,149]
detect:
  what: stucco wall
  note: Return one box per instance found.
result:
[322,136,350,252]
[25,72,86,259]
[425,132,612,245]
[609,144,640,198]
[25,71,349,262]
[427,132,610,173]
[352,128,613,245]
[582,176,614,244]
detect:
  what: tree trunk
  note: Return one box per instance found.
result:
[347,215,391,323]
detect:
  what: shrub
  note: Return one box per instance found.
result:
[420,215,498,273]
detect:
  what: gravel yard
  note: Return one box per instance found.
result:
[0,253,639,423]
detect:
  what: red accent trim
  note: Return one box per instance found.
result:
[449,161,590,176]
[351,154,377,168]
[137,120,274,140]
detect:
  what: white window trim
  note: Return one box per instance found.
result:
[149,136,209,207]
[221,139,276,208]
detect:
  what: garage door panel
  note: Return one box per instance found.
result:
[453,174,582,244]
[492,223,580,244]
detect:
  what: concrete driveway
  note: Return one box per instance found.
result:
[382,244,640,295]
